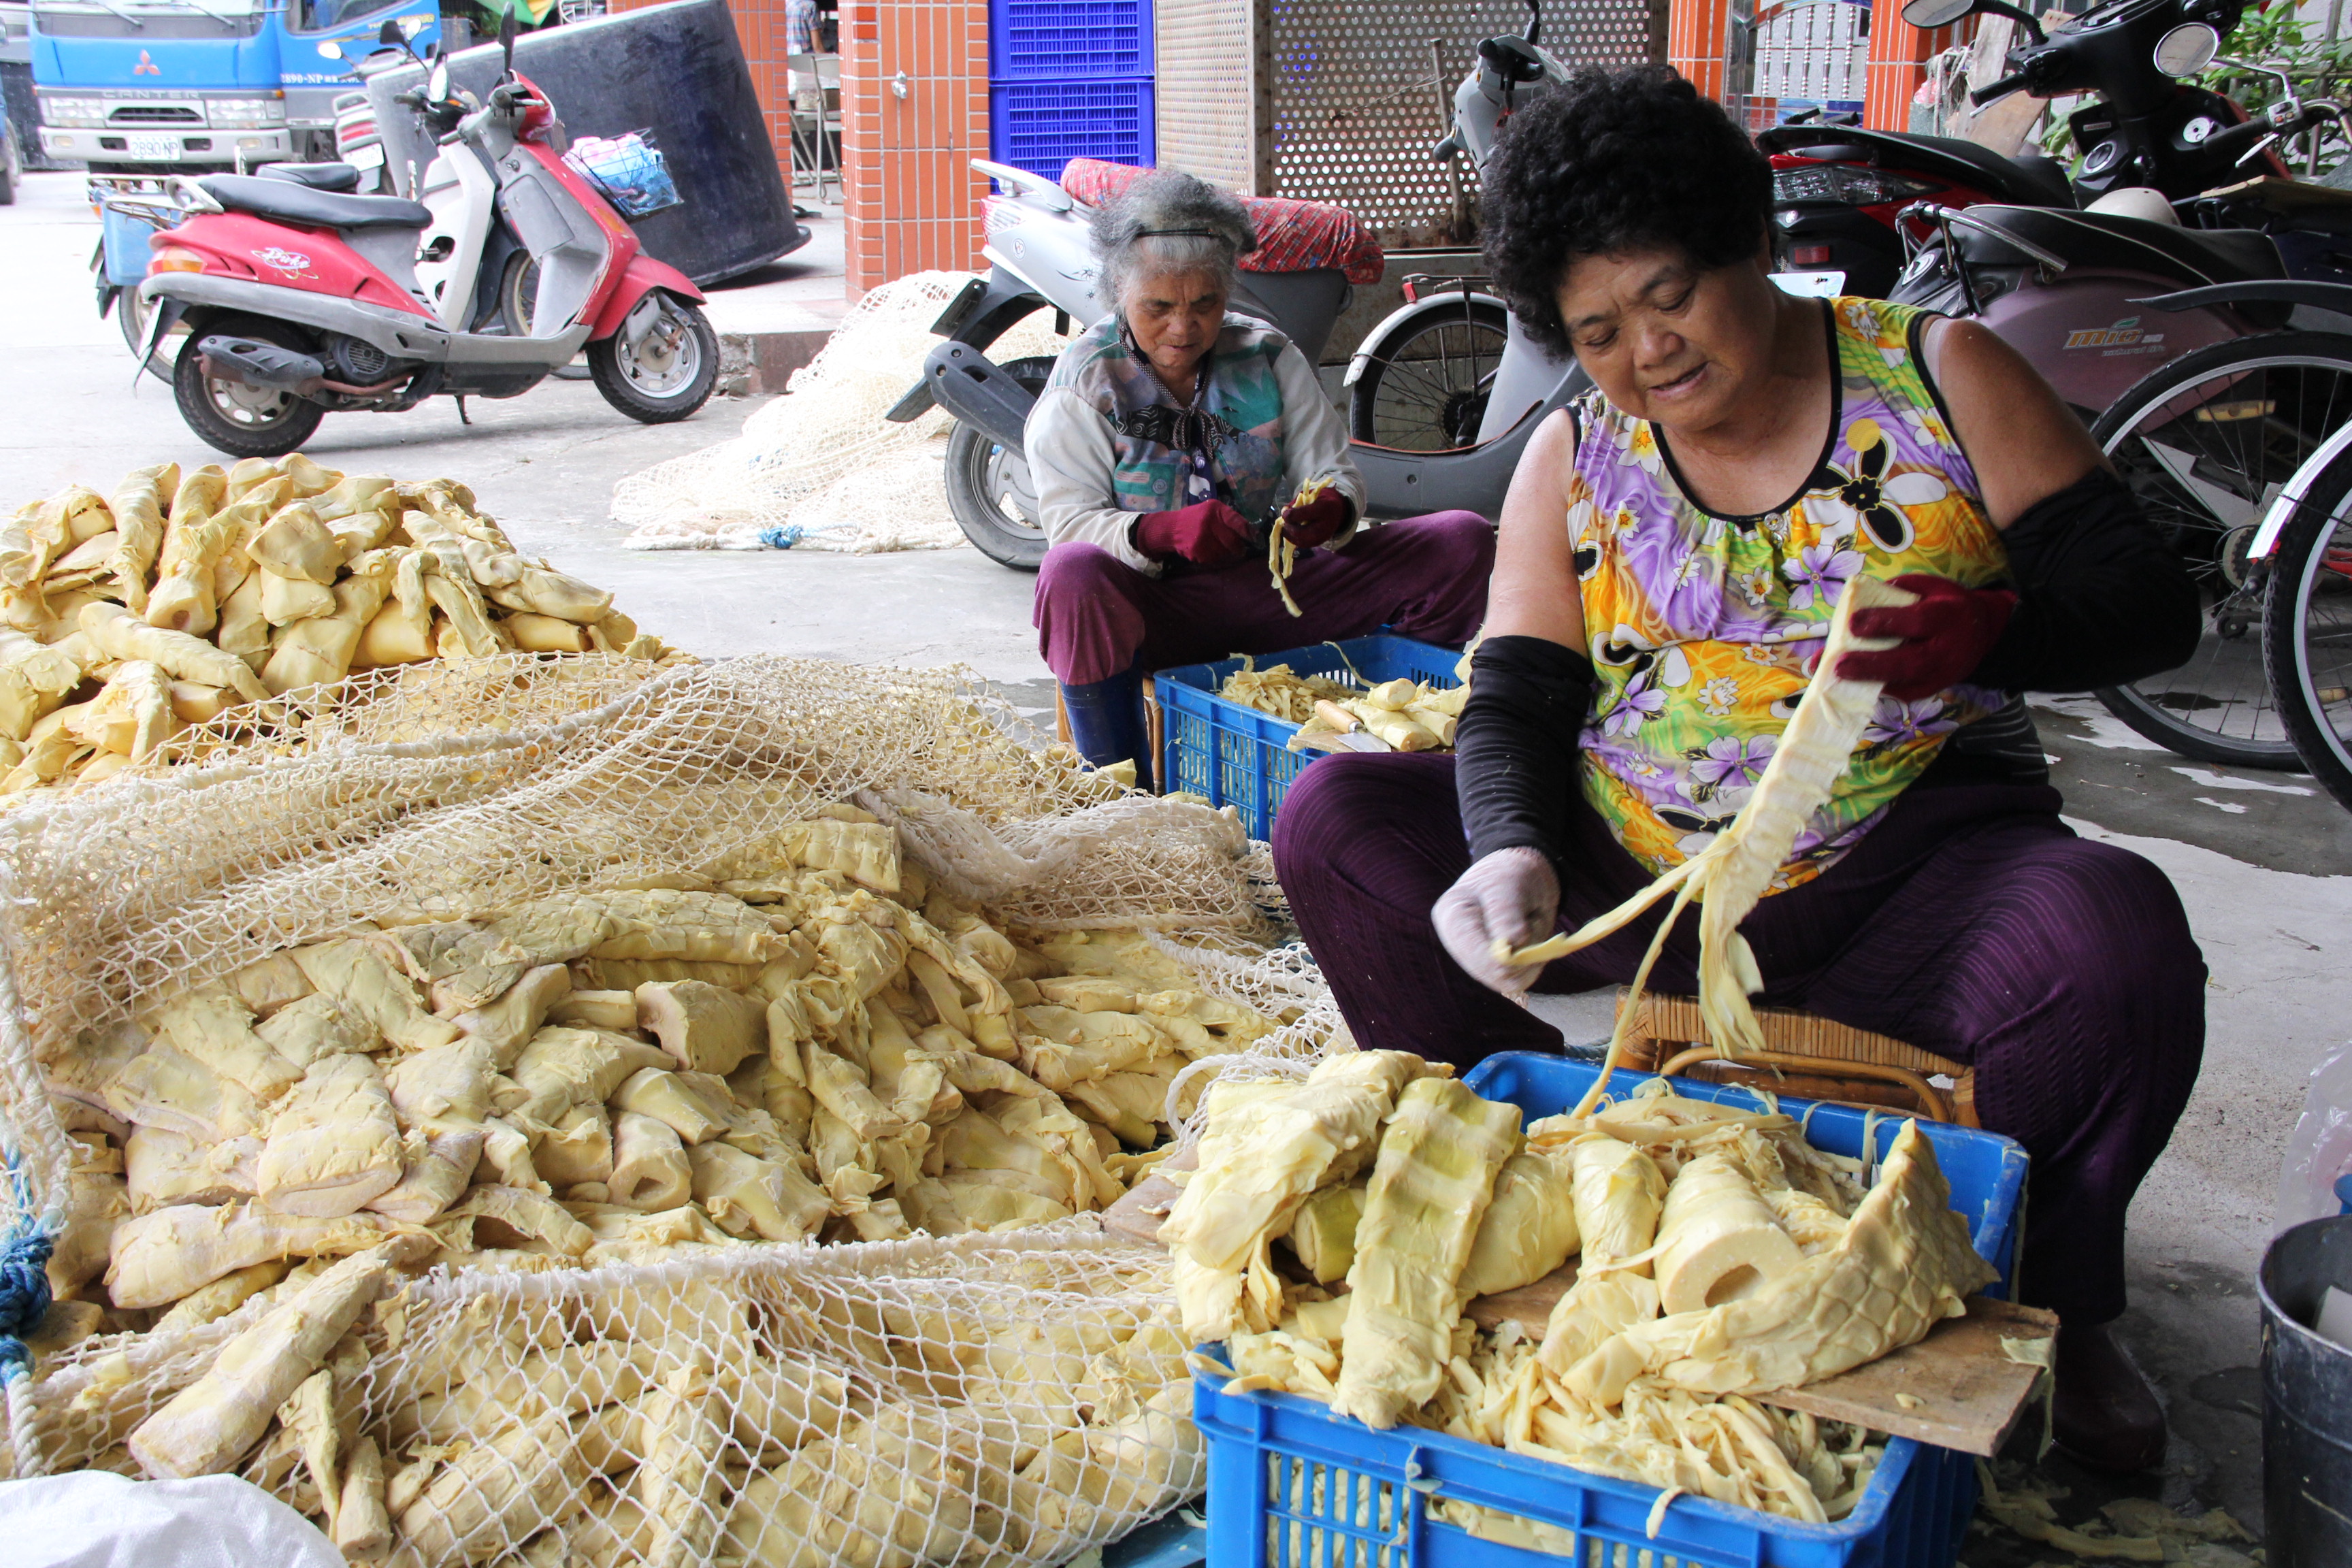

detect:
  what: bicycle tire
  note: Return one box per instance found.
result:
[1349,300,1509,451]
[2262,451,2352,812]
[2087,333,2352,769]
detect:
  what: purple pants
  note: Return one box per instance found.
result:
[1271,753,2206,1325]
[1032,512,1497,685]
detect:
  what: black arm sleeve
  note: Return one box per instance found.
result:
[1968,466,2200,693]
[1454,636,1597,865]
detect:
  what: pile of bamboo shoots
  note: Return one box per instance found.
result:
[1213,664,1468,754]
[1175,1060,1996,1526]
[39,802,1281,1373]
[0,455,685,798]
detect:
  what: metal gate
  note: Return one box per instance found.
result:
[1154,0,1661,244]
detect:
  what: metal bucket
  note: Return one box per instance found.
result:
[2260,1215,2352,1565]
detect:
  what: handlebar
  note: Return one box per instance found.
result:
[1970,72,2029,106]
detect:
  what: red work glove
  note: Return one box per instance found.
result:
[1133,500,1254,567]
[1838,572,2019,700]
[1279,487,1354,549]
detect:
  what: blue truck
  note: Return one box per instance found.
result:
[26,0,440,172]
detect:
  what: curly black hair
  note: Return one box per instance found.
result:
[1480,65,1772,358]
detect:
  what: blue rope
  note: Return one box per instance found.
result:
[0,1226,52,1384]
[757,525,806,550]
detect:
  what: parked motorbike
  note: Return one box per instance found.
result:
[126,16,719,459]
[886,0,1584,570]
[1762,0,2352,303]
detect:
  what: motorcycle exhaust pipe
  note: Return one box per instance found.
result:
[195,334,329,397]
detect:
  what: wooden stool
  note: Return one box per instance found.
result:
[1612,989,1979,1127]
[1052,684,1166,785]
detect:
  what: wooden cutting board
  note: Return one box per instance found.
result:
[1469,1261,2056,1458]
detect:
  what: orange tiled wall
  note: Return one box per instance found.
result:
[838,0,992,294]
[608,0,796,187]
[1667,0,1963,131]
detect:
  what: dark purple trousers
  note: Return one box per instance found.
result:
[1271,752,2206,1325]
[1032,512,1497,685]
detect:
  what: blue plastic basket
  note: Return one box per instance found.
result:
[1154,634,1463,843]
[988,79,1155,180]
[1193,1054,2030,1568]
[990,0,1152,78]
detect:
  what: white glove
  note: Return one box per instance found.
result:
[1432,846,1559,997]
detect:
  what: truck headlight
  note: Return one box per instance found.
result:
[40,97,111,129]
[207,97,287,129]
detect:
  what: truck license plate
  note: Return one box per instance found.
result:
[126,133,184,161]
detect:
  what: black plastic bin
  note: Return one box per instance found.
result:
[367,0,804,287]
[2261,1215,2352,1567]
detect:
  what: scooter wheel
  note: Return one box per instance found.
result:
[589,294,720,424]
[174,320,325,459]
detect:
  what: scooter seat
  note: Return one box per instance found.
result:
[197,174,430,232]
[257,161,363,193]
[1955,204,2285,285]
[1056,157,1387,284]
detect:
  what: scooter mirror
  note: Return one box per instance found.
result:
[399,13,427,36]
[1900,0,1976,28]
[498,7,519,76]
[427,55,451,101]
[2153,22,2219,77]
[378,18,402,44]
[316,39,344,59]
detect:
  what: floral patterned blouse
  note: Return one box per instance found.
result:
[1570,296,2011,889]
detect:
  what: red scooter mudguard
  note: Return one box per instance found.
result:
[1974,270,2248,412]
[589,253,704,341]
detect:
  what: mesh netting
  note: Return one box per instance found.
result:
[22,1230,1205,1567]
[0,650,1332,1563]
[610,274,1066,553]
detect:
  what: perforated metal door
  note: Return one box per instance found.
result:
[1158,0,1657,242]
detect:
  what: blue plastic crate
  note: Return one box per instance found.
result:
[1194,1054,2030,1568]
[989,79,1155,180]
[1154,635,1462,843]
[990,0,1152,78]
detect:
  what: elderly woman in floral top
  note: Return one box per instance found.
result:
[1273,67,2203,1473]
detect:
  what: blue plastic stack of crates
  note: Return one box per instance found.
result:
[987,0,1154,179]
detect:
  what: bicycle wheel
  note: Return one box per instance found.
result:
[2263,453,2352,811]
[2088,335,2352,768]
[1349,299,1509,451]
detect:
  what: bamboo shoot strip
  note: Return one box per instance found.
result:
[1499,577,1914,1117]
[1266,476,1333,619]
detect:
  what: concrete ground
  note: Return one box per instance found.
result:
[10,170,2352,1552]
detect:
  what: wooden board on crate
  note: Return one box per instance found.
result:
[1467,1263,2055,1458]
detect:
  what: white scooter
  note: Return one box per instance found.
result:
[886,0,1585,569]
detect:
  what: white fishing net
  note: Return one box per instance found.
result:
[610,274,1066,554]
[0,651,1330,1565]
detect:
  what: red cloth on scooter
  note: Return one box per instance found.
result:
[1058,159,1388,284]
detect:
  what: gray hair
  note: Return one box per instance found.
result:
[1090,169,1257,312]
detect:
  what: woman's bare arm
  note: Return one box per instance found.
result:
[1482,408,1590,651]
[1922,316,2106,528]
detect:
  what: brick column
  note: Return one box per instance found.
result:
[840,0,992,295]
[1864,0,1967,131]
[1667,0,1728,99]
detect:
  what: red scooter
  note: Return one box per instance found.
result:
[129,18,719,458]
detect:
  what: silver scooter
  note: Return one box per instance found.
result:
[885,0,1584,570]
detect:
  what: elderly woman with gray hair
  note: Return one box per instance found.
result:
[1026,169,1497,789]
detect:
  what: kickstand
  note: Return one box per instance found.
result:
[455,395,472,426]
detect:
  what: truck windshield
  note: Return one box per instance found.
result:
[30,0,266,34]
[294,0,404,30]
